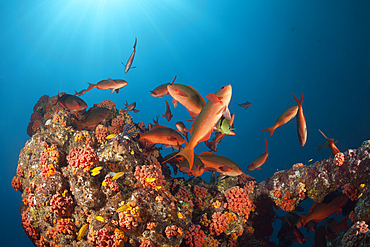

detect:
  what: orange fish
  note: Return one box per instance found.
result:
[198,152,243,177]
[139,127,186,149]
[175,121,190,141]
[163,99,173,121]
[124,101,139,113]
[56,92,87,113]
[295,194,348,228]
[318,129,340,157]
[316,139,338,152]
[324,217,349,233]
[247,138,269,171]
[150,76,176,98]
[205,132,225,152]
[74,89,88,97]
[262,105,298,136]
[84,78,128,94]
[164,85,232,170]
[122,37,137,73]
[167,82,206,118]
[292,93,307,146]
[72,107,110,130]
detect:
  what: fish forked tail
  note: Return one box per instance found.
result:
[84,83,96,93]
[261,126,276,137]
[162,145,194,170]
[292,93,303,107]
[72,118,84,130]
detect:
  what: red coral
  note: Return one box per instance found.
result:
[21,208,39,240]
[341,221,370,246]
[334,152,345,166]
[176,188,192,201]
[185,225,205,247]
[194,185,207,197]
[17,165,24,177]
[103,174,120,192]
[110,116,125,134]
[225,186,255,218]
[95,100,116,110]
[67,145,98,172]
[342,183,359,201]
[95,125,108,143]
[134,155,165,188]
[273,187,282,198]
[279,191,296,212]
[49,193,73,216]
[139,240,154,247]
[33,94,49,112]
[11,176,22,191]
[165,225,184,238]
[30,112,42,121]
[209,212,230,236]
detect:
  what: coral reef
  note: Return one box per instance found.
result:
[13,95,370,246]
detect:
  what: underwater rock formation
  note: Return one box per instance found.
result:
[12,95,370,246]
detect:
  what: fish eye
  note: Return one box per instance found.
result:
[221,86,225,89]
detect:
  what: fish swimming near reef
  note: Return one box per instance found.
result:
[163,85,232,170]
[247,138,269,171]
[318,129,340,157]
[292,93,307,146]
[122,37,137,73]
[167,81,206,118]
[74,89,88,97]
[295,194,348,228]
[150,76,176,98]
[139,127,186,149]
[316,139,338,152]
[72,107,110,130]
[124,101,139,113]
[55,92,87,113]
[198,152,243,177]
[177,153,205,177]
[84,78,128,94]
[236,101,252,109]
[262,105,298,136]
[163,99,173,121]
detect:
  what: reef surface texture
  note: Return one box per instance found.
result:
[12,95,370,246]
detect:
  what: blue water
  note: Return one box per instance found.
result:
[1,1,369,246]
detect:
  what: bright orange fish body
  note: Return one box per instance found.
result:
[167,85,232,170]
[198,152,243,177]
[139,127,186,149]
[295,194,348,228]
[56,93,87,113]
[178,154,205,177]
[167,83,206,118]
[205,132,225,152]
[292,93,307,146]
[247,138,269,171]
[72,107,110,130]
[262,105,298,136]
[176,121,189,141]
[85,78,128,94]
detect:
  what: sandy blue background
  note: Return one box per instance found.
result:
[1,1,370,246]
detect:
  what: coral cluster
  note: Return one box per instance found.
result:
[12,95,370,246]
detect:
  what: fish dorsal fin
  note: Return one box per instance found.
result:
[108,78,116,84]
[170,75,177,85]
[219,166,232,172]
[206,94,221,104]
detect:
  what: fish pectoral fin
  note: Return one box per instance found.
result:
[110,89,115,94]
[167,136,177,141]
[131,66,136,69]
[223,107,231,120]
[188,110,198,118]
[172,98,178,108]
[219,166,232,172]
[174,89,188,97]
[206,93,221,104]
[203,167,217,172]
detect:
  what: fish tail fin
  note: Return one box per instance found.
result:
[162,145,194,170]
[264,138,268,152]
[292,93,303,107]
[133,37,137,49]
[85,82,95,92]
[72,118,83,130]
[261,126,276,137]
[340,216,349,231]
[316,145,322,151]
